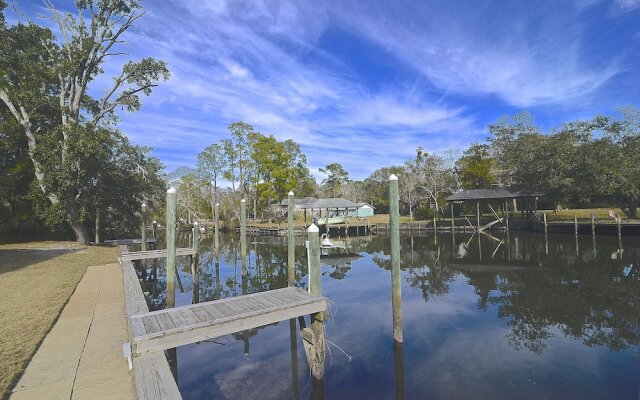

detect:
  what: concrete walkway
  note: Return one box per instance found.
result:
[10,263,136,400]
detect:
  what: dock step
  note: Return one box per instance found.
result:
[130,287,327,355]
[119,248,196,262]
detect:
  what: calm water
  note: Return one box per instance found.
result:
[137,231,640,399]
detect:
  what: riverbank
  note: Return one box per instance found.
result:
[0,242,119,399]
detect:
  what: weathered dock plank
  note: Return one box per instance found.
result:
[130,287,327,356]
[119,247,196,262]
[119,245,182,400]
[105,238,157,245]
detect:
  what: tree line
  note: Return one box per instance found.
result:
[0,0,167,243]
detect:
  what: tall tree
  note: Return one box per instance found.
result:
[0,1,169,243]
[456,144,496,189]
[222,138,237,192]
[197,143,226,215]
[228,121,254,196]
[320,162,349,198]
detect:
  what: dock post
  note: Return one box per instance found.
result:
[166,188,177,308]
[504,202,509,232]
[141,202,147,251]
[95,208,100,244]
[617,213,622,241]
[288,191,295,287]
[192,221,200,303]
[543,212,548,236]
[433,217,437,232]
[591,213,595,236]
[152,220,157,239]
[451,203,455,231]
[240,199,247,263]
[389,174,403,344]
[214,203,220,252]
[303,223,325,383]
[574,213,578,236]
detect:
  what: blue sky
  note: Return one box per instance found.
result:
[12,0,640,181]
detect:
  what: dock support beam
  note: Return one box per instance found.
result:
[240,199,247,263]
[287,191,295,287]
[214,203,219,251]
[389,174,403,344]
[95,208,100,244]
[141,202,147,251]
[166,188,177,308]
[303,224,325,384]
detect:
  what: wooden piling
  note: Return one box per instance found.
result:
[152,220,157,239]
[166,188,177,308]
[214,203,220,251]
[574,213,578,236]
[240,199,247,263]
[450,204,455,231]
[95,208,100,244]
[287,191,295,287]
[303,223,325,382]
[591,213,595,236]
[433,217,437,232]
[543,212,548,237]
[617,213,622,240]
[389,174,403,344]
[192,221,200,303]
[141,202,147,251]
[504,202,509,232]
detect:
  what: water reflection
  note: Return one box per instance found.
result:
[134,231,640,399]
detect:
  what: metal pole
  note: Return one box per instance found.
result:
[389,174,403,344]
[141,202,147,251]
[241,199,247,263]
[287,191,295,287]
[166,187,177,308]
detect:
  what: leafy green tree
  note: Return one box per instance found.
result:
[320,162,349,198]
[228,121,254,195]
[456,143,496,189]
[0,1,169,243]
[363,166,404,213]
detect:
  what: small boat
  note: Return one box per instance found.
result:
[315,217,346,225]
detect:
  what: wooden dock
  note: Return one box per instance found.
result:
[118,244,328,399]
[130,287,326,355]
[119,247,196,262]
[105,237,157,245]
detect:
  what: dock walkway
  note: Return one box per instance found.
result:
[130,287,326,355]
[10,263,135,400]
[119,247,195,262]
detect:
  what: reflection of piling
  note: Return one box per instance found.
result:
[214,203,220,252]
[302,224,325,383]
[389,174,403,344]
[95,208,100,244]
[166,188,177,308]
[191,221,200,304]
[393,341,405,400]
[141,202,147,251]
[288,191,295,287]
[240,199,247,263]
[289,319,300,400]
